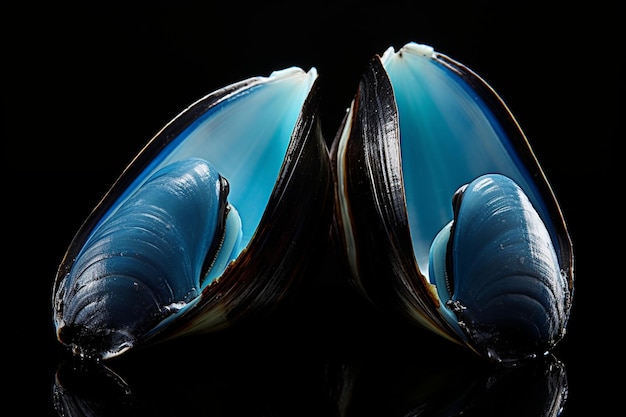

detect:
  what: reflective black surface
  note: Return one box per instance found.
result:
[6,1,618,415]
[50,274,570,417]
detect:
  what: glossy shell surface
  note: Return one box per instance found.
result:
[53,67,333,360]
[331,42,574,363]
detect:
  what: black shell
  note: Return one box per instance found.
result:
[330,43,574,364]
[53,69,334,360]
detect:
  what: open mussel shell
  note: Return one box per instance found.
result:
[331,42,574,364]
[53,67,333,360]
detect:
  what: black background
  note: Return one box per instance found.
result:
[4,1,621,415]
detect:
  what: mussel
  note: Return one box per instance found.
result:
[331,42,574,364]
[53,67,333,360]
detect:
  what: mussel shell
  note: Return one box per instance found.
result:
[53,68,333,359]
[331,43,574,363]
[430,173,570,361]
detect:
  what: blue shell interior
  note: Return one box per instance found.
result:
[373,43,572,362]
[88,68,316,279]
[55,68,319,359]
[380,44,557,280]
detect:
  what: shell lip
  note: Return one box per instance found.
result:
[53,67,332,359]
[330,41,574,364]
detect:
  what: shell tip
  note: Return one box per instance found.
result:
[380,42,435,65]
[268,66,318,80]
[380,46,397,65]
[402,42,435,57]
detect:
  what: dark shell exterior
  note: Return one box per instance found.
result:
[53,69,334,359]
[330,43,574,364]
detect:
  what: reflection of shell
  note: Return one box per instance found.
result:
[331,42,574,364]
[329,353,568,417]
[53,67,334,360]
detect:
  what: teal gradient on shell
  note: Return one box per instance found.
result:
[55,68,318,359]
[92,69,315,260]
[382,49,546,276]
